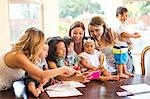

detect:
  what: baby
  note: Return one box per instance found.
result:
[25,44,49,97]
[79,37,119,82]
[63,36,81,72]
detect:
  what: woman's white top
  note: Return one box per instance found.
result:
[0,48,25,91]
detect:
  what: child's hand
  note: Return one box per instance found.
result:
[40,78,49,85]
[91,66,98,71]
[49,78,60,85]
[64,61,69,66]
[73,72,90,83]
[109,75,120,81]
[38,83,44,92]
[133,33,141,38]
[127,39,132,45]
[73,65,81,70]
[63,66,76,76]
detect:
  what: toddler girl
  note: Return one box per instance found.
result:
[79,37,119,82]
[25,44,49,97]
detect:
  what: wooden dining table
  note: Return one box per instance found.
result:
[0,75,150,99]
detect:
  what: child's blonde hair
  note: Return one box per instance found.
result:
[12,27,45,64]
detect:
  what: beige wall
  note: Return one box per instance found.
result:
[0,0,10,50]
[43,0,59,39]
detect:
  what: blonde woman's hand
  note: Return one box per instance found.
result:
[63,66,76,76]
[73,72,90,83]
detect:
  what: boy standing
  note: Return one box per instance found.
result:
[113,6,141,78]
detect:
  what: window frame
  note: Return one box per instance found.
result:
[8,0,44,42]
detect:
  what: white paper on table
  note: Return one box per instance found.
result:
[128,93,150,99]
[45,81,85,91]
[120,83,150,94]
[46,87,82,97]
[63,81,85,88]
[45,82,71,91]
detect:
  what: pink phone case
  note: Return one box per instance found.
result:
[88,71,101,80]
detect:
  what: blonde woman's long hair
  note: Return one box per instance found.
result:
[12,27,45,64]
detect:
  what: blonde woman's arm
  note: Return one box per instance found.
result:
[5,52,75,81]
[47,60,76,80]
[27,74,41,82]
[47,60,89,82]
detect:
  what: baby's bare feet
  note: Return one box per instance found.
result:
[125,72,134,77]
[109,75,120,80]
[31,88,41,97]
[118,73,129,79]
[99,76,110,82]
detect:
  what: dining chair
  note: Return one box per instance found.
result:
[141,46,150,75]
[13,80,27,99]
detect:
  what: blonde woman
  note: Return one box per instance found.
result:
[0,27,76,93]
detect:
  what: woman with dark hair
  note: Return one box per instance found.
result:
[69,21,85,54]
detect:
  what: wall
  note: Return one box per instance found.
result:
[43,0,59,38]
[0,0,10,50]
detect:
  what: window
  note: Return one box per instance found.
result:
[58,0,104,37]
[126,1,150,53]
[9,1,41,42]
[126,1,150,74]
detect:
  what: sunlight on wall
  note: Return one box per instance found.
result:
[0,0,10,50]
[43,0,59,38]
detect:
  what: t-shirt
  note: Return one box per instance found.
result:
[56,51,80,68]
[66,50,80,66]
[79,50,102,72]
[113,20,128,47]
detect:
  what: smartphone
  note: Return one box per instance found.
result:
[88,71,101,80]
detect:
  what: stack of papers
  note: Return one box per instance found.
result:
[128,93,150,99]
[46,87,82,97]
[120,83,150,94]
[45,81,85,97]
[117,83,150,98]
